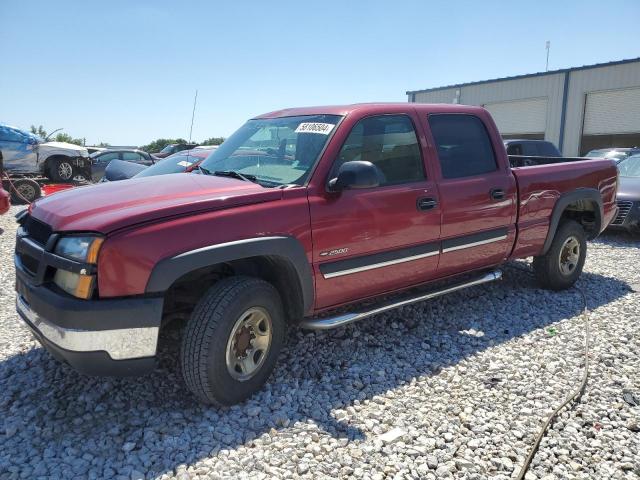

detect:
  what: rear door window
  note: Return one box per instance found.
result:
[521,142,538,156]
[506,143,522,155]
[428,114,498,179]
[97,152,119,163]
[536,142,561,156]
[122,152,142,161]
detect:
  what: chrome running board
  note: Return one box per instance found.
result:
[300,269,502,330]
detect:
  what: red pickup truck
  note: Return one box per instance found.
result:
[14,103,617,405]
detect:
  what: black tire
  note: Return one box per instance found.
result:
[49,157,75,182]
[10,178,41,204]
[180,276,285,406]
[533,220,586,291]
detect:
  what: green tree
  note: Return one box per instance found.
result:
[200,136,225,146]
[30,125,48,139]
[29,125,84,145]
[140,138,188,153]
[53,132,84,146]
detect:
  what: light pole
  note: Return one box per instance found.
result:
[545,41,551,71]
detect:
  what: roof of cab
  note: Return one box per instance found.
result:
[253,103,487,119]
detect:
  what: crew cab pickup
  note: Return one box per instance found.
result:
[14,104,618,406]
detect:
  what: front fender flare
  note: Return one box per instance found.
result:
[145,236,314,313]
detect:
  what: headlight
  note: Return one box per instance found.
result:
[54,236,104,263]
[54,270,96,299]
[53,235,104,299]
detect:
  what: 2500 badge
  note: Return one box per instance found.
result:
[320,247,349,257]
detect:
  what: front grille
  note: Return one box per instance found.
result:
[611,201,633,226]
[22,215,53,246]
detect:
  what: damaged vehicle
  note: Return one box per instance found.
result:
[0,124,90,182]
[14,103,618,406]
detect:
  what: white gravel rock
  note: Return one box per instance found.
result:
[1,205,639,479]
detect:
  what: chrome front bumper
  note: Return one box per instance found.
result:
[16,294,159,360]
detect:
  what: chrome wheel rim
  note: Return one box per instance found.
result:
[58,162,73,180]
[16,184,36,201]
[558,236,580,276]
[225,307,272,381]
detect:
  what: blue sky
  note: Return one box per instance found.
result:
[1,0,639,146]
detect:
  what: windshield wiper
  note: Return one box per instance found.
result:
[196,165,212,175]
[213,170,258,183]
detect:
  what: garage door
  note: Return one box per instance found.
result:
[483,98,548,135]
[583,87,640,135]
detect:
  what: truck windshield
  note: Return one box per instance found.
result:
[198,114,342,187]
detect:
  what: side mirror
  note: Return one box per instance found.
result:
[328,161,380,191]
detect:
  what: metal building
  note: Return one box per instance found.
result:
[407,58,640,156]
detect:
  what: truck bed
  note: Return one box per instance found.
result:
[509,158,618,258]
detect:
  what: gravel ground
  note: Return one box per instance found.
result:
[1,204,639,480]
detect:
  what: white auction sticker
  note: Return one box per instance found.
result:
[295,122,335,135]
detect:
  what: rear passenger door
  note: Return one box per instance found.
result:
[425,113,517,276]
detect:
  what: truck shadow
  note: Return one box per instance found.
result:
[596,230,640,248]
[0,263,632,477]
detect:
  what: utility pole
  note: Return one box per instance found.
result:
[545,41,551,71]
[188,89,198,143]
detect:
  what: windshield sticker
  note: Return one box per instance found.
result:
[177,161,193,167]
[295,122,335,135]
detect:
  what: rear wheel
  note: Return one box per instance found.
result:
[10,178,41,204]
[533,220,586,290]
[180,276,285,406]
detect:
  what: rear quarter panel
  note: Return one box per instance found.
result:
[510,159,617,258]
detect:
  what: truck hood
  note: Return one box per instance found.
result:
[30,173,282,233]
[41,141,89,157]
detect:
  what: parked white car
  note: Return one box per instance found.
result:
[0,124,90,181]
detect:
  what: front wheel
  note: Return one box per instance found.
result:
[49,158,75,182]
[180,276,285,406]
[533,220,587,291]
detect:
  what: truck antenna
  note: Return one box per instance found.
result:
[188,89,198,143]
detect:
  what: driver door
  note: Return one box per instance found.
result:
[309,113,441,309]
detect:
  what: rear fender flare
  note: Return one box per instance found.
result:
[145,236,314,313]
[542,188,603,254]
